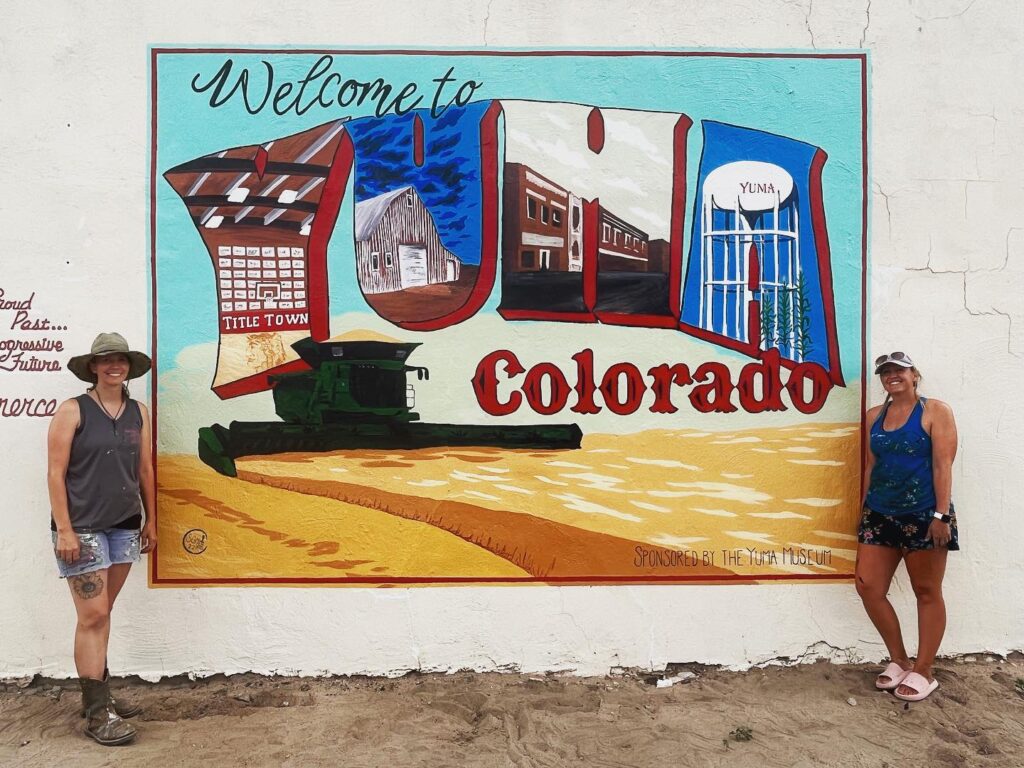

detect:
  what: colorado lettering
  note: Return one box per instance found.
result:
[472,347,833,417]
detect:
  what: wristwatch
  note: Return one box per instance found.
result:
[932,512,952,523]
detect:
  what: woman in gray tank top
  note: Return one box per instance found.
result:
[47,333,156,746]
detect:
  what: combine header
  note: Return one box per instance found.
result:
[198,338,583,476]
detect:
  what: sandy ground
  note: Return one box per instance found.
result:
[3,658,1023,767]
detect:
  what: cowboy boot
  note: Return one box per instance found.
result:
[80,678,137,746]
[79,667,142,718]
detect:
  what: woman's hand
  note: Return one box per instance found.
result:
[55,529,81,564]
[926,519,952,547]
[141,522,158,554]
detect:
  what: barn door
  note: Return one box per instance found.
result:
[398,245,428,288]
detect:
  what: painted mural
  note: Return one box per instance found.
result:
[152,50,867,586]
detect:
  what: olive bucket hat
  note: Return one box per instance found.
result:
[67,333,152,383]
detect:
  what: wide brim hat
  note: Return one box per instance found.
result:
[67,332,152,383]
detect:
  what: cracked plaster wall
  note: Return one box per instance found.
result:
[1,0,1021,679]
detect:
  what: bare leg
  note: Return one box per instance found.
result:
[855,543,911,682]
[102,563,132,675]
[106,563,132,611]
[86,562,142,718]
[898,547,948,696]
[67,569,111,681]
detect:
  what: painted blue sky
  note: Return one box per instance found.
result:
[153,51,864,381]
[345,102,489,265]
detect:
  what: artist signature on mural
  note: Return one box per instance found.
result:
[634,546,833,568]
[182,528,208,555]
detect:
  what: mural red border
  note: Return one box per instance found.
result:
[152,572,854,586]
[809,148,845,387]
[308,131,355,340]
[395,101,503,331]
[149,49,869,587]
[212,359,310,400]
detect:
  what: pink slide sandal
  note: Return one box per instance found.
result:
[874,662,910,691]
[893,671,939,701]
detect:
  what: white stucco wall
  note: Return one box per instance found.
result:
[1,0,1021,680]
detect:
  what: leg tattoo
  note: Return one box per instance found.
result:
[70,572,105,600]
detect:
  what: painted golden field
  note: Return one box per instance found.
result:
[154,423,860,585]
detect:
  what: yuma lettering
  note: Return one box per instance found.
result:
[191,56,482,119]
[472,348,833,417]
[739,181,776,194]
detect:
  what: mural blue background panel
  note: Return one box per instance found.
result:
[345,102,490,267]
[682,121,839,376]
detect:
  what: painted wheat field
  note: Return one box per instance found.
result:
[154,423,861,585]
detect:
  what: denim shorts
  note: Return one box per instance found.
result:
[858,505,959,552]
[52,528,141,578]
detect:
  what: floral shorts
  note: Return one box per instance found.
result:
[858,505,959,552]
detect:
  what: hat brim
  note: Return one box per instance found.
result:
[67,350,152,383]
[874,359,914,375]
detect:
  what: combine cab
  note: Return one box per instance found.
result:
[198,338,582,476]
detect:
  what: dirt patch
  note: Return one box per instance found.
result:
[3,659,1023,767]
[363,265,481,323]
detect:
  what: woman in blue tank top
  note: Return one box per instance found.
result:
[47,333,156,745]
[856,351,959,703]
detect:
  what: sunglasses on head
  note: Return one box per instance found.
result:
[874,351,909,366]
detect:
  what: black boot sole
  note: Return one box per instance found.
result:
[84,728,137,746]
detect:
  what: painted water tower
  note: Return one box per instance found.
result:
[699,160,804,359]
[680,121,843,384]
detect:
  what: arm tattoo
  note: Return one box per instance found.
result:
[69,572,105,600]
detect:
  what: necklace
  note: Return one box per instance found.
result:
[94,391,125,432]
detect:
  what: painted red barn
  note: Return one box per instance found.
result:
[354,186,461,295]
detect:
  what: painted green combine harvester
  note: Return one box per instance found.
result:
[198,338,583,476]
